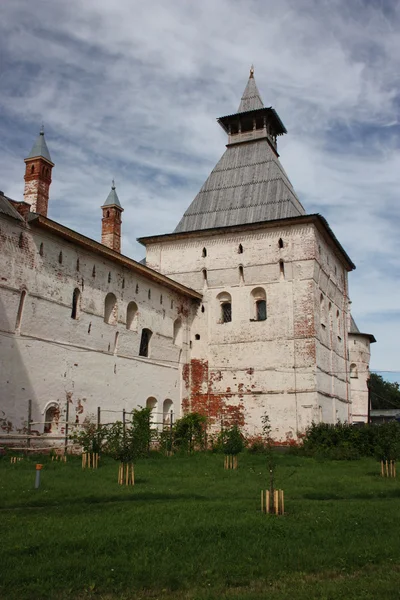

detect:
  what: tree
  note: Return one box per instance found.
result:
[369,373,400,410]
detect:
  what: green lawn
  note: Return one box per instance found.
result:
[1,452,400,599]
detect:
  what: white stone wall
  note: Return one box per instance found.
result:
[348,334,371,423]
[145,222,352,440]
[0,214,194,440]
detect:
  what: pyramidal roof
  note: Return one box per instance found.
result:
[27,127,53,163]
[237,65,264,112]
[103,180,122,208]
[174,68,305,233]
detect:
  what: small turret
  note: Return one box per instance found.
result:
[23,126,54,216]
[101,180,124,253]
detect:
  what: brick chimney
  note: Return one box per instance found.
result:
[101,180,124,252]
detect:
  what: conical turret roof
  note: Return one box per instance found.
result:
[27,127,53,163]
[174,68,305,233]
[237,65,264,112]
[103,180,122,208]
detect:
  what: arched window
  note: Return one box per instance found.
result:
[146,397,158,423]
[163,399,173,424]
[202,247,207,257]
[44,403,59,434]
[126,301,138,330]
[173,318,183,346]
[238,244,243,254]
[139,328,152,357]
[251,287,267,321]
[350,364,358,379]
[104,292,117,325]
[239,265,244,283]
[217,291,232,323]
[71,288,81,320]
[106,210,110,218]
[30,165,35,174]
[278,238,284,249]
[15,289,27,331]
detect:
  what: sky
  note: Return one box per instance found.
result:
[0,0,399,378]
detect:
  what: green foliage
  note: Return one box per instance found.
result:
[70,414,107,453]
[300,421,400,461]
[221,424,244,456]
[172,412,207,452]
[370,373,400,409]
[103,407,152,462]
[130,407,152,458]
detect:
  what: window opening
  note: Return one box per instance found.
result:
[59,251,63,264]
[279,260,285,279]
[104,292,117,325]
[221,302,232,323]
[114,331,119,354]
[256,300,267,321]
[201,305,205,313]
[278,238,284,249]
[148,289,151,300]
[195,334,200,340]
[139,328,152,357]
[160,294,163,305]
[30,165,35,174]
[239,265,244,283]
[44,404,59,434]
[19,233,24,248]
[202,269,207,284]
[71,288,81,320]
[92,265,96,278]
[108,272,111,283]
[238,244,243,254]
[76,258,80,272]
[122,278,125,289]
[202,247,207,257]
[136,284,139,294]
[126,302,138,330]
[15,290,27,331]
[39,242,44,256]
[163,399,173,424]
[350,364,358,379]
[173,318,182,346]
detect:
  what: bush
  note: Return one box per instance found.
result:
[222,424,245,456]
[299,421,400,461]
[172,412,207,452]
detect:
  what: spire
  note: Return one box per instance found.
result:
[27,126,53,163]
[237,65,264,113]
[103,179,122,208]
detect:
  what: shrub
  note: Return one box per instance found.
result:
[222,424,245,456]
[172,412,207,452]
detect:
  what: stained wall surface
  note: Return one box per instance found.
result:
[145,221,352,441]
[0,214,194,439]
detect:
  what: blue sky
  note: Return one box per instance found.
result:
[1,0,399,379]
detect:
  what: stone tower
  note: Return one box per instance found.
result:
[23,127,54,216]
[101,180,124,252]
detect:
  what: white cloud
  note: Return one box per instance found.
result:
[0,0,400,372]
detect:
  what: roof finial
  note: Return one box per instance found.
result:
[249,64,254,78]
[112,179,115,190]
[40,123,45,135]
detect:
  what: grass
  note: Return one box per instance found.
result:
[1,452,400,599]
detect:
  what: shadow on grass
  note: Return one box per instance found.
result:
[303,489,400,501]
[1,491,209,511]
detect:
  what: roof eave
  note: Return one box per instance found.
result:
[138,213,355,271]
[349,332,377,343]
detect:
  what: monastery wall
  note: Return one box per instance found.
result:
[145,222,351,440]
[0,214,195,440]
